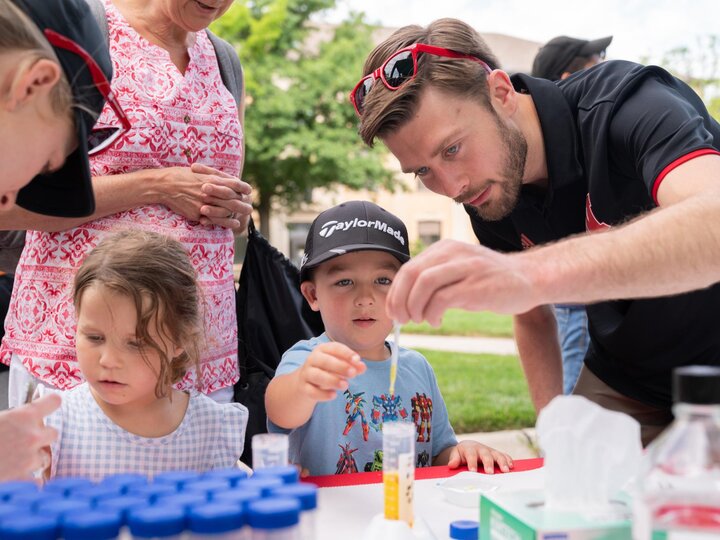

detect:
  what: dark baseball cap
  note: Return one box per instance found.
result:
[531,35,612,81]
[11,0,113,217]
[300,201,410,281]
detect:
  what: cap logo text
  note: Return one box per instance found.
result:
[319,218,406,246]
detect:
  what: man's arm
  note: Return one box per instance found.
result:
[387,155,720,323]
[513,306,563,412]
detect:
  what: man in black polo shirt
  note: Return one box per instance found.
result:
[352,18,720,445]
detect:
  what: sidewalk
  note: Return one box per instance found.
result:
[395,333,518,356]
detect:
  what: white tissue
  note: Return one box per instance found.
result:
[536,395,642,515]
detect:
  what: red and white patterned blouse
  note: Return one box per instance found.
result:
[0,0,243,393]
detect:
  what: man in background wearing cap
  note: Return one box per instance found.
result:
[265,201,513,476]
[532,35,612,81]
[531,35,612,397]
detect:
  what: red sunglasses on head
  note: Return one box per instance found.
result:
[44,29,131,156]
[349,42,492,116]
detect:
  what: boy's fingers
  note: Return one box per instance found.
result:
[463,448,479,473]
[480,452,496,474]
[313,350,362,378]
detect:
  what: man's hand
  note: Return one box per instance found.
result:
[386,239,541,325]
[0,394,61,481]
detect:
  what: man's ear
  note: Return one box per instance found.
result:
[486,69,518,116]
[300,281,320,312]
[7,58,63,111]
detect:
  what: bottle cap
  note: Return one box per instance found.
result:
[253,465,300,484]
[156,491,208,510]
[237,476,284,496]
[62,511,121,540]
[187,503,245,533]
[182,478,231,497]
[0,480,38,501]
[270,483,318,510]
[99,473,148,494]
[36,498,92,520]
[673,365,720,404]
[43,476,94,496]
[127,482,177,502]
[450,520,479,540]
[128,506,185,538]
[153,470,201,489]
[247,497,300,530]
[0,515,57,540]
[96,495,149,523]
[202,467,249,487]
[211,487,262,509]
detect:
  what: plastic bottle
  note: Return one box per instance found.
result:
[247,497,301,540]
[186,502,247,539]
[127,506,185,539]
[633,365,720,539]
[269,483,318,540]
[449,520,479,540]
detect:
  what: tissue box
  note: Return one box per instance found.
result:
[480,490,632,540]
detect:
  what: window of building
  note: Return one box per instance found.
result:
[418,220,441,246]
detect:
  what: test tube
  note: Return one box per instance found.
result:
[383,421,415,527]
[252,434,289,469]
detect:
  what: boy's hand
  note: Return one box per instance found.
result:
[296,342,366,402]
[447,440,514,474]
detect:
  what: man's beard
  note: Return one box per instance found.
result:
[472,117,527,222]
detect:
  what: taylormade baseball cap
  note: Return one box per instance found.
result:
[11,0,113,217]
[300,201,410,281]
[531,35,612,81]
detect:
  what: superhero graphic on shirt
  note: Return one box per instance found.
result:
[335,442,359,474]
[343,389,369,441]
[411,392,433,442]
[364,449,384,472]
[370,394,408,432]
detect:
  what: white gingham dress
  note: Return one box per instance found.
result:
[45,384,248,481]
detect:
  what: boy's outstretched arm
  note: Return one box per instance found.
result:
[433,440,514,474]
[265,342,367,430]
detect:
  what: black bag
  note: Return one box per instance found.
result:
[234,219,324,465]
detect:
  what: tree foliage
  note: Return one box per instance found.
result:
[211,1,393,235]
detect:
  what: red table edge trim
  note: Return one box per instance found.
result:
[305,457,544,488]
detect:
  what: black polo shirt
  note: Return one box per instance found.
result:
[466,60,720,408]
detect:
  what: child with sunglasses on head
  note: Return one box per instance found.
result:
[42,229,248,481]
[265,201,513,476]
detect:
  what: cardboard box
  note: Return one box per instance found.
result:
[480,490,632,540]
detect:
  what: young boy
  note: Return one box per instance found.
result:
[265,201,513,476]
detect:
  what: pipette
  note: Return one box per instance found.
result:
[389,321,400,395]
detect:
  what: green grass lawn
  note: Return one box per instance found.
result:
[420,349,535,433]
[402,309,513,338]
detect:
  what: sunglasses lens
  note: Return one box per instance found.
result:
[354,77,375,114]
[383,51,414,88]
[88,127,122,156]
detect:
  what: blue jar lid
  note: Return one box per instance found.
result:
[0,481,38,501]
[253,465,299,484]
[7,491,62,511]
[43,476,94,496]
[96,495,149,523]
[153,470,201,489]
[128,506,185,538]
[237,476,284,496]
[211,487,262,510]
[127,483,177,502]
[156,491,208,510]
[99,473,148,494]
[62,511,121,540]
[37,498,93,520]
[202,467,249,487]
[247,497,300,530]
[0,504,31,525]
[270,483,318,511]
[187,503,244,533]
[70,484,123,503]
[450,520,479,540]
[181,478,230,497]
[0,515,57,540]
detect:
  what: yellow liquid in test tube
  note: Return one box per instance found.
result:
[383,421,415,528]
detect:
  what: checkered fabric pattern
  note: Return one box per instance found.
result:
[46,384,248,481]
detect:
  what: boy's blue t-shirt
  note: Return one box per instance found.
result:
[267,333,458,476]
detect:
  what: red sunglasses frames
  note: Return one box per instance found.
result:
[43,29,131,155]
[350,43,492,116]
